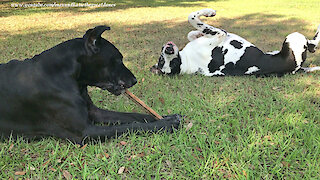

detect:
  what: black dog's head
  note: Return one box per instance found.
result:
[79,26,137,95]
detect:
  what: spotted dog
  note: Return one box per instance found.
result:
[151,9,320,76]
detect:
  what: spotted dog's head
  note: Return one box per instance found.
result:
[151,41,182,75]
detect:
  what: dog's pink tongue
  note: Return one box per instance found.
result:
[165,41,174,45]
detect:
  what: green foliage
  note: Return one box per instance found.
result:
[0,0,319,179]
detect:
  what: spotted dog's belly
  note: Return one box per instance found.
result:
[182,33,266,76]
[208,33,261,76]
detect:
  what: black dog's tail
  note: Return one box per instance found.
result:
[307,24,320,53]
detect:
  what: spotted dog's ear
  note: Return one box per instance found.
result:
[307,42,316,53]
[83,25,110,56]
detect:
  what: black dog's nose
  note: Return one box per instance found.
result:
[118,78,137,89]
[131,78,137,86]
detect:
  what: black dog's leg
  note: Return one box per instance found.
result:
[80,87,157,124]
[90,108,157,124]
[83,114,181,140]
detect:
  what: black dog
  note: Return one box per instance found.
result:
[0,26,181,143]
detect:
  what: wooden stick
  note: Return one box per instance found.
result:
[124,89,163,120]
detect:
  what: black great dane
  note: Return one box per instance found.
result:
[0,26,181,143]
[151,9,320,76]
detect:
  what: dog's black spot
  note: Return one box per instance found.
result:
[195,68,204,75]
[169,54,182,75]
[222,46,262,75]
[197,23,203,26]
[301,45,308,63]
[158,54,165,69]
[230,40,243,49]
[313,32,319,40]
[203,28,217,36]
[223,49,228,54]
[307,43,316,53]
[208,47,225,73]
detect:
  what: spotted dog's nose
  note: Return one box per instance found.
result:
[164,42,175,54]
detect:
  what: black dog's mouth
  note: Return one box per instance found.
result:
[95,82,126,96]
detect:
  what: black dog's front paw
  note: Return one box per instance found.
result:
[160,114,182,132]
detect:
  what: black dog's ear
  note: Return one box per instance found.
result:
[83,25,110,56]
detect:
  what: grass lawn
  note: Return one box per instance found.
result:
[1,0,320,179]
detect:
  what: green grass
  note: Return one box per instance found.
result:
[1,0,320,179]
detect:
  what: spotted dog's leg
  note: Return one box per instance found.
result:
[187,30,204,41]
[307,24,320,53]
[301,25,320,73]
[301,67,320,73]
[188,8,227,41]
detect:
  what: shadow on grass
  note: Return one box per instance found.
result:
[0,0,224,17]
[2,13,318,64]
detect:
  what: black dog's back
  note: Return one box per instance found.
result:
[0,39,88,140]
[0,26,181,143]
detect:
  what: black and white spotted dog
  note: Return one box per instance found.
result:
[151,9,320,76]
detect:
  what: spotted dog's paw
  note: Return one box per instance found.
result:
[200,8,216,17]
[188,31,204,41]
[301,67,320,73]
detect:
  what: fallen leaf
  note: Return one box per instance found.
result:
[186,122,193,131]
[137,153,145,157]
[104,152,110,158]
[42,159,51,167]
[195,147,202,152]
[127,156,135,161]
[14,171,26,175]
[281,161,290,167]
[118,166,125,174]
[120,141,127,146]
[70,162,75,167]
[159,97,165,105]
[128,153,144,161]
[166,160,172,167]
[272,86,281,90]
[264,136,271,140]
[63,170,72,180]
[80,144,88,150]
[243,170,247,177]
[50,168,57,172]
[8,144,14,151]
[141,78,145,83]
